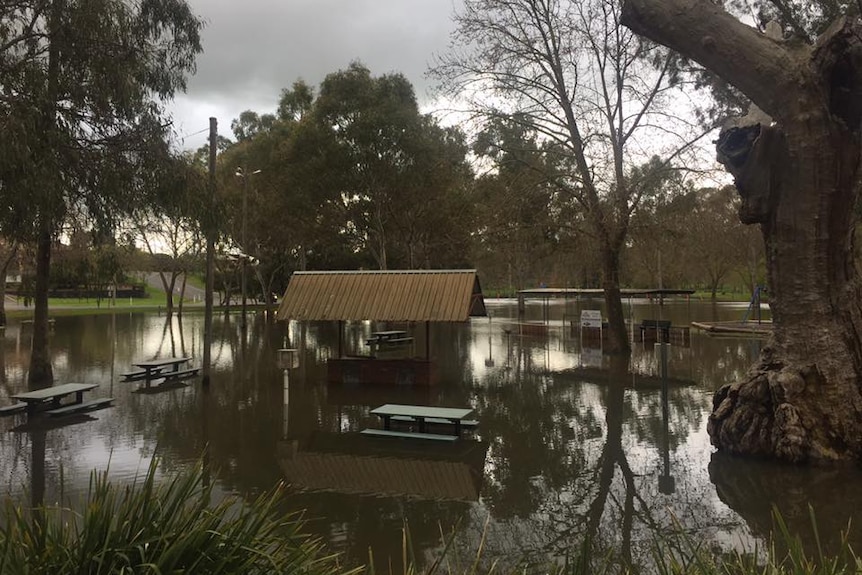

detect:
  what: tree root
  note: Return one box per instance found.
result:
[708,358,832,463]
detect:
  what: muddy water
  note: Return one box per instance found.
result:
[0,299,857,571]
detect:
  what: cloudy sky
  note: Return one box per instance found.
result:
[170,0,463,149]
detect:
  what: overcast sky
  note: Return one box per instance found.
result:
[169,0,462,149]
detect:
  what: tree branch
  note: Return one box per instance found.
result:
[621,0,805,120]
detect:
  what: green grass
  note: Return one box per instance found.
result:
[4,285,207,319]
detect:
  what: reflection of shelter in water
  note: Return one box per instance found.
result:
[277,432,488,501]
[276,270,487,386]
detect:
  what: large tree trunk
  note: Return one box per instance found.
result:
[601,245,630,354]
[622,2,862,462]
[28,222,53,385]
[0,244,17,327]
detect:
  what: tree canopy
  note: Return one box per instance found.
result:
[0,0,203,383]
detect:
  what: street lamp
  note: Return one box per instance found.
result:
[234,167,261,331]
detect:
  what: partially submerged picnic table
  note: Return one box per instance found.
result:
[363,403,477,441]
[365,330,414,359]
[122,357,199,388]
[8,383,112,420]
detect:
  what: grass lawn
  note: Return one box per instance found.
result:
[5,286,204,318]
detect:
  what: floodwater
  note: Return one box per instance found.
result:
[0,298,859,571]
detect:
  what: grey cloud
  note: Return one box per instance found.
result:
[171,0,462,141]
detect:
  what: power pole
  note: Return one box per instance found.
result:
[241,170,248,332]
[203,117,217,387]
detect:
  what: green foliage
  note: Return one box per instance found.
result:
[721,0,859,41]
[217,62,475,296]
[0,458,347,575]
[0,0,204,237]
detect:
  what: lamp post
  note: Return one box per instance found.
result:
[234,167,261,331]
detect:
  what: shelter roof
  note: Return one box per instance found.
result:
[276,269,486,322]
[517,287,695,298]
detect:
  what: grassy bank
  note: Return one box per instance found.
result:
[4,286,227,319]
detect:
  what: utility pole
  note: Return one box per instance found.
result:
[203,117,217,387]
[241,170,248,332]
[235,167,260,333]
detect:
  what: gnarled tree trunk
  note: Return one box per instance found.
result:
[622,1,862,462]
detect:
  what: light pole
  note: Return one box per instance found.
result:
[234,167,261,331]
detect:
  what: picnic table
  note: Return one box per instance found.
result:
[366,403,476,440]
[11,383,111,419]
[123,357,197,388]
[366,330,411,344]
[365,331,414,359]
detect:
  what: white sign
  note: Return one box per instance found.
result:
[580,310,603,328]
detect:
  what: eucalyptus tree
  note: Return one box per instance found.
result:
[435,0,712,353]
[217,81,347,302]
[622,0,862,462]
[0,0,202,384]
[383,116,476,269]
[128,153,208,315]
[471,117,564,290]
[621,158,695,290]
[222,69,475,281]
[311,63,476,270]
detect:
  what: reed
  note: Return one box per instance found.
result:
[386,509,861,575]
[0,459,350,575]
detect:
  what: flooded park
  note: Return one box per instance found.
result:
[0,296,859,571]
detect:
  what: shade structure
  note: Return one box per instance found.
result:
[276,270,486,322]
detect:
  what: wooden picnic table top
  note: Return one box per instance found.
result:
[370,403,474,421]
[133,357,191,369]
[12,383,98,402]
[370,330,408,338]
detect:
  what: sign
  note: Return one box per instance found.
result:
[580,310,603,328]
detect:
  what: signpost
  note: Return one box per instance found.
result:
[580,310,603,328]
[579,310,603,367]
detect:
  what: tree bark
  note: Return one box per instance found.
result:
[622,2,862,462]
[0,244,18,327]
[28,222,54,386]
[601,245,630,354]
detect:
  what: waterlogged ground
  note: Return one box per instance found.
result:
[0,299,859,571]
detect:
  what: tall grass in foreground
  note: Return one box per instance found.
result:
[0,459,349,575]
[384,511,862,575]
[2,461,860,575]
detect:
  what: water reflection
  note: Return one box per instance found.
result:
[0,299,854,572]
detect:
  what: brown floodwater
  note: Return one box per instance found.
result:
[0,298,859,571]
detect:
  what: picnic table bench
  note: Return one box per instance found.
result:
[367,404,476,440]
[360,429,457,442]
[0,402,27,417]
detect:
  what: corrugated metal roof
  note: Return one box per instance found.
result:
[276,270,486,322]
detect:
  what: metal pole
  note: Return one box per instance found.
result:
[203,117,217,387]
[241,172,248,332]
